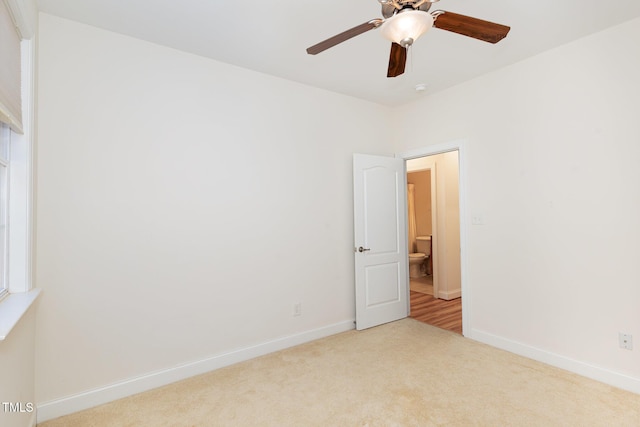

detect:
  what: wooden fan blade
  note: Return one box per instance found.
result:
[433,11,510,44]
[307,20,382,55]
[387,42,407,78]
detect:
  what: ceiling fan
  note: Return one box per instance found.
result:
[306,0,510,78]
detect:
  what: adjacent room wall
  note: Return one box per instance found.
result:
[35,13,393,418]
[393,17,640,391]
[407,170,431,237]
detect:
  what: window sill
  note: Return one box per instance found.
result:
[0,288,40,340]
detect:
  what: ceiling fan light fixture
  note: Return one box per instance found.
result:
[380,10,434,47]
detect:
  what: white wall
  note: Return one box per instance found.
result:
[393,17,640,391]
[435,151,460,300]
[34,13,393,417]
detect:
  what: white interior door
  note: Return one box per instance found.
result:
[353,153,408,330]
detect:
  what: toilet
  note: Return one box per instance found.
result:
[408,253,426,278]
[409,236,432,278]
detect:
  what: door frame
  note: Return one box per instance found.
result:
[397,139,470,336]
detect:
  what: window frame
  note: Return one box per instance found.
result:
[0,35,36,341]
[0,0,37,341]
[6,37,34,295]
[0,123,10,301]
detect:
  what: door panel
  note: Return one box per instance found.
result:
[364,167,399,254]
[365,263,401,306]
[354,153,408,330]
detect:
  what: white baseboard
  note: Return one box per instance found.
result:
[37,320,355,423]
[468,328,640,395]
[437,289,461,300]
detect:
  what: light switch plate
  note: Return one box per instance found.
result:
[472,214,484,225]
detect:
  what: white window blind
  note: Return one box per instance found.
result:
[0,0,22,133]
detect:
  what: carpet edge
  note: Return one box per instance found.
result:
[36,319,355,423]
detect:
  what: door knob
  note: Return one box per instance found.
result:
[358,247,371,253]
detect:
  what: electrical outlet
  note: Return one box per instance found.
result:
[619,333,633,350]
[293,303,302,317]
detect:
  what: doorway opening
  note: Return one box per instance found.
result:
[405,150,462,335]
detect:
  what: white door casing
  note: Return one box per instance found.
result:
[399,139,469,335]
[353,154,408,330]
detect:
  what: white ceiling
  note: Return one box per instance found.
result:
[37,0,640,106]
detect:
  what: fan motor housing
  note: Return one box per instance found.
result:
[380,0,438,18]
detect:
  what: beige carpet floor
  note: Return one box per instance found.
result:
[39,319,640,426]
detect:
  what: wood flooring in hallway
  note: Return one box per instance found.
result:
[410,291,463,335]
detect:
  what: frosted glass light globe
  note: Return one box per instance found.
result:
[380,10,434,47]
